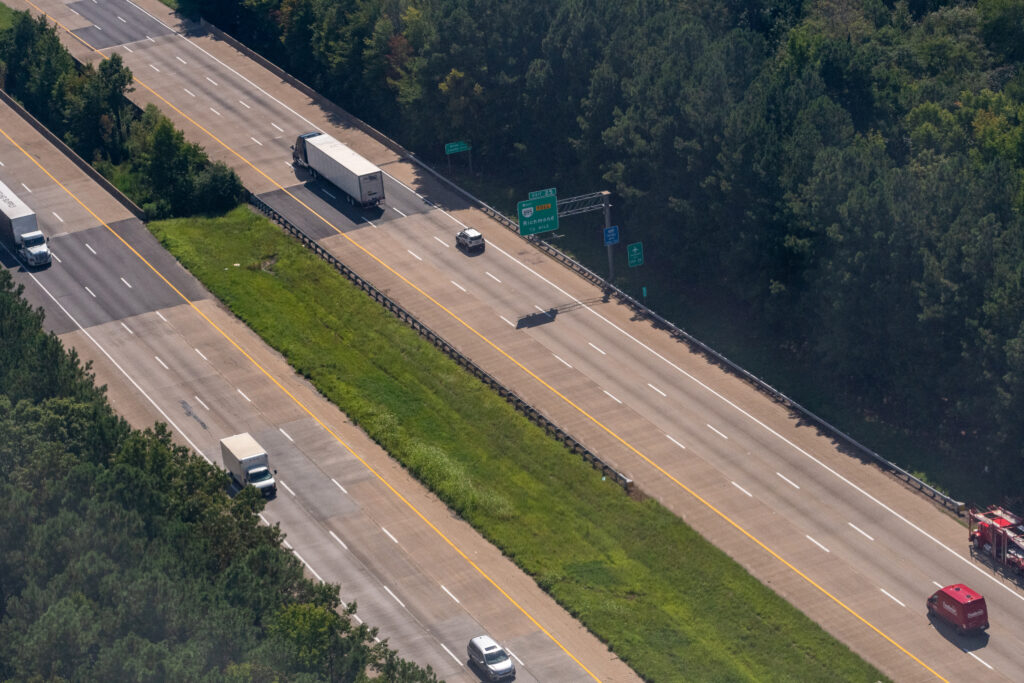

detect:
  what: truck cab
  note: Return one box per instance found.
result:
[19,230,52,267]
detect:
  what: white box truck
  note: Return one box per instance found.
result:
[0,179,51,267]
[221,433,277,498]
[292,131,385,207]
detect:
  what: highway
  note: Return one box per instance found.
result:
[0,98,637,682]
[10,0,1024,680]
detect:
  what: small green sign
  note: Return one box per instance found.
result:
[445,141,471,155]
[528,187,556,200]
[517,196,559,236]
[627,242,644,267]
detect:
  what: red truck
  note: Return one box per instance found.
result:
[969,505,1024,576]
[927,584,989,634]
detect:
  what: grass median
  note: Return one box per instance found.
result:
[150,205,887,682]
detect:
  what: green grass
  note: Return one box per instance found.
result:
[0,2,18,29]
[151,206,888,682]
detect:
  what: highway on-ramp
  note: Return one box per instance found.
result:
[12,0,1024,679]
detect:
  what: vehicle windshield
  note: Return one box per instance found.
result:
[248,468,273,483]
[484,649,509,665]
[23,234,45,248]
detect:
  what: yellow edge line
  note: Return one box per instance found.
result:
[21,4,947,680]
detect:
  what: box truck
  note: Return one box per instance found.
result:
[927,584,988,634]
[291,131,385,207]
[0,179,51,267]
[221,433,277,498]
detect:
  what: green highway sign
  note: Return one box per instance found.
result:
[528,187,557,200]
[627,241,644,267]
[445,140,471,155]
[517,196,559,236]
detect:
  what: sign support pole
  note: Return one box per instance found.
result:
[604,194,614,286]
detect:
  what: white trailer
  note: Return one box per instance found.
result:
[292,131,385,207]
[221,433,277,498]
[0,178,51,267]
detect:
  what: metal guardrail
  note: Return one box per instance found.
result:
[247,193,634,494]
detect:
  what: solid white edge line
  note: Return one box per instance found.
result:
[965,650,993,670]
[776,472,800,489]
[848,522,874,541]
[321,188,335,199]
[278,479,295,497]
[282,539,292,550]
[329,529,348,550]
[381,527,399,544]
[805,535,830,553]
[383,585,406,609]
[666,434,686,450]
[731,481,752,497]
[292,551,323,583]
[258,513,269,525]
[440,643,462,666]
[332,478,348,494]
[279,427,293,441]
[441,584,460,604]
[880,588,905,607]
[4,247,205,459]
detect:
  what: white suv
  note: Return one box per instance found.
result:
[467,635,515,680]
[456,227,485,253]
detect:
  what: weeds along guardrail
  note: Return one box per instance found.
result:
[247,193,634,494]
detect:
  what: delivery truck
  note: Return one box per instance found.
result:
[0,178,51,267]
[221,433,278,498]
[291,131,385,207]
[927,584,989,634]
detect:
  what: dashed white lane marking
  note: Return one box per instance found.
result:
[69,7,79,13]
[149,63,159,72]
[732,481,752,497]
[279,479,296,497]
[250,137,263,146]
[293,551,323,582]
[706,423,729,439]
[381,527,399,544]
[237,388,251,402]
[209,107,221,116]
[501,315,515,327]
[508,650,524,666]
[383,585,406,609]
[84,286,96,298]
[486,271,501,283]
[85,243,97,255]
[193,395,209,411]
[880,588,905,607]
[648,383,666,397]
[52,211,64,223]
[407,249,422,261]
[238,99,251,109]
[966,651,993,670]
[321,188,335,199]
[433,236,448,247]
[93,24,102,30]
[932,581,944,588]
[603,390,622,404]
[441,585,460,604]
[147,35,155,43]
[117,15,126,22]
[588,342,606,355]
[176,56,186,64]
[123,45,133,53]
[279,427,293,442]
[553,354,572,368]
[271,122,284,132]
[194,347,208,361]
[450,280,466,292]
[806,535,830,553]
[206,76,217,85]
[154,356,168,370]
[120,276,132,288]
[441,643,462,666]
[21,182,32,193]
[666,434,686,450]
[848,522,874,541]
[120,322,133,335]
[51,252,62,263]
[332,478,348,494]
[392,206,407,217]
[534,305,548,314]
[183,87,195,97]
[155,310,167,322]
[329,530,348,550]
[776,472,800,489]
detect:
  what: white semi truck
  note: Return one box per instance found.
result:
[0,179,51,267]
[291,131,385,207]
[221,433,278,498]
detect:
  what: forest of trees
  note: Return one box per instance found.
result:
[0,268,437,680]
[173,0,1024,502]
[0,12,244,218]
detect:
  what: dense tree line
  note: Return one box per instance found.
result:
[0,269,437,680]
[175,0,1024,502]
[0,12,244,217]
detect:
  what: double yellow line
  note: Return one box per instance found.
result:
[15,1,948,679]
